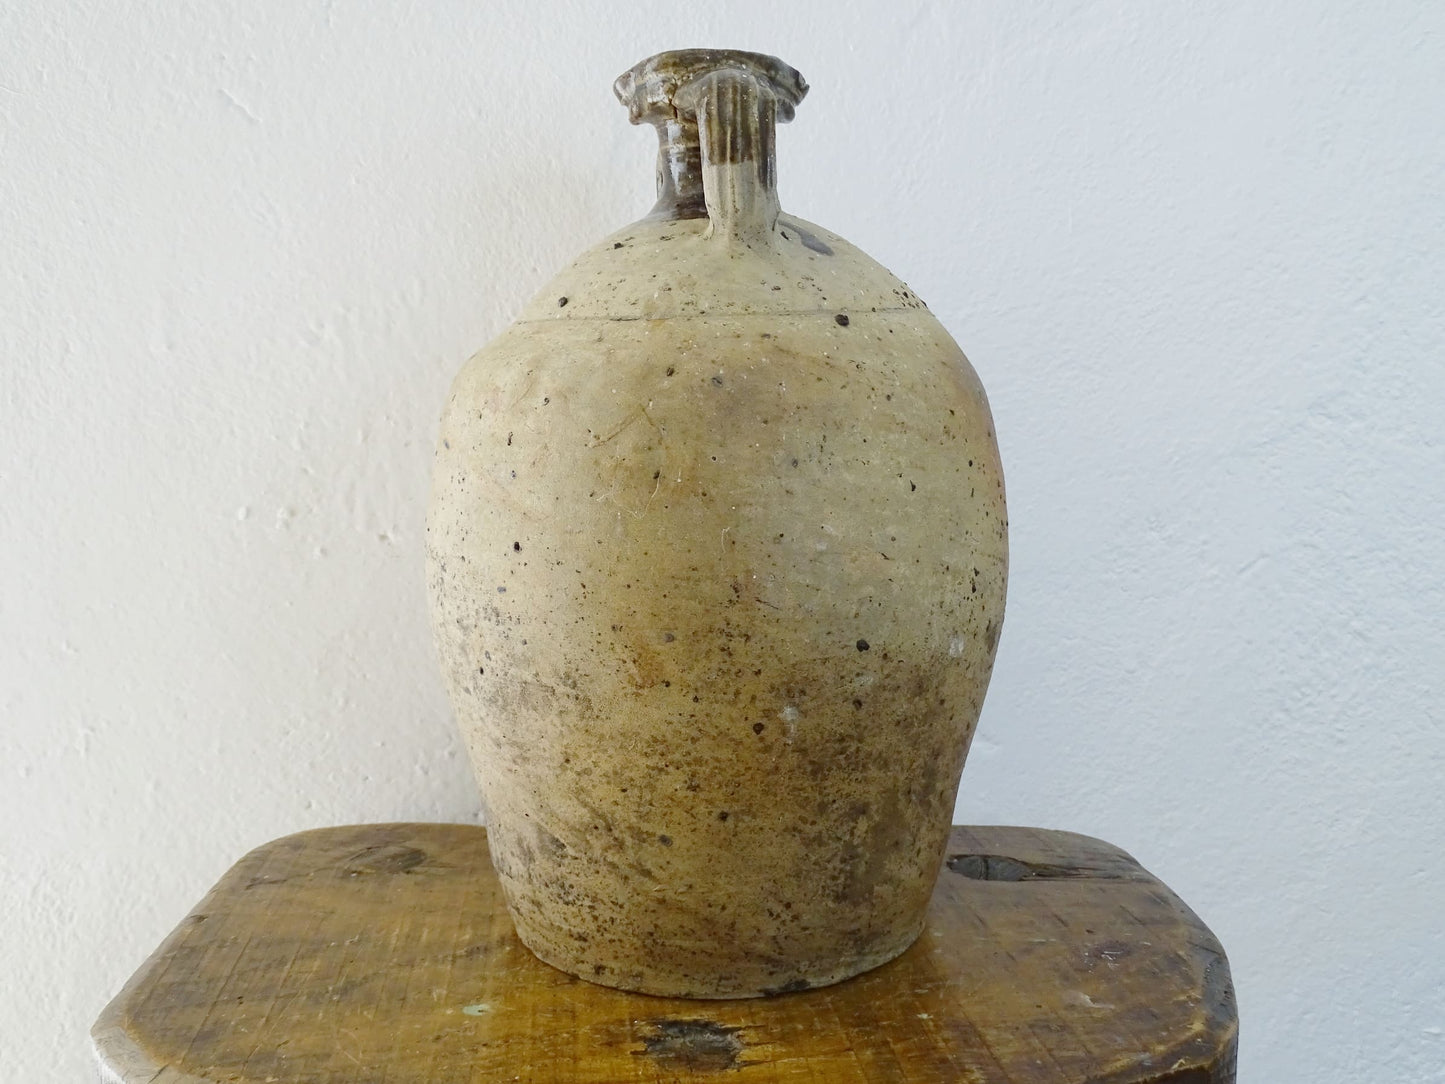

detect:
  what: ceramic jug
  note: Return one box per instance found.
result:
[427,49,1007,997]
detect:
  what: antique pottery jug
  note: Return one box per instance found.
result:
[427,49,1007,997]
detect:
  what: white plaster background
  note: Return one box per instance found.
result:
[3,1,1442,1079]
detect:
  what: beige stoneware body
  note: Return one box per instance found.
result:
[427,50,1007,998]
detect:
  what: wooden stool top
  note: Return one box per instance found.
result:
[93,824,1236,1083]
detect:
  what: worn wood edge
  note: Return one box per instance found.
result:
[1130,853,1240,1081]
[1091,1023,1239,1084]
[92,1014,216,1084]
[240,821,400,857]
[945,825,1238,1083]
[91,935,212,1083]
[1116,893,1239,1084]
[1023,826,1139,863]
[947,824,1140,862]
[1076,849,1239,1084]
[86,827,359,1084]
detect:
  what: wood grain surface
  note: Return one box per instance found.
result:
[92,824,1236,1083]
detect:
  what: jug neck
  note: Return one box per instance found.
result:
[652,117,707,220]
[615,50,807,235]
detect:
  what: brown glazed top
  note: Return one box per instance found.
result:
[614,49,808,124]
[614,50,808,220]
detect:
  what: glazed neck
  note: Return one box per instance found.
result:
[651,118,707,220]
[615,50,807,235]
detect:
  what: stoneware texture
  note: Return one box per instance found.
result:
[427,49,1007,997]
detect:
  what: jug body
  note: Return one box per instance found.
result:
[427,50,1007,997]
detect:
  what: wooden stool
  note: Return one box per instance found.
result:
[93,824,1237,1082]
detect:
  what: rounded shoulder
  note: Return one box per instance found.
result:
[515,213,934,324]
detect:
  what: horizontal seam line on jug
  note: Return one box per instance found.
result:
[516,306,925,324]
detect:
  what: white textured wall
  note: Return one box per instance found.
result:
[3,1,1441,1079]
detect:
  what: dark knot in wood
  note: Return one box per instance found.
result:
[637,1018,747,1072]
